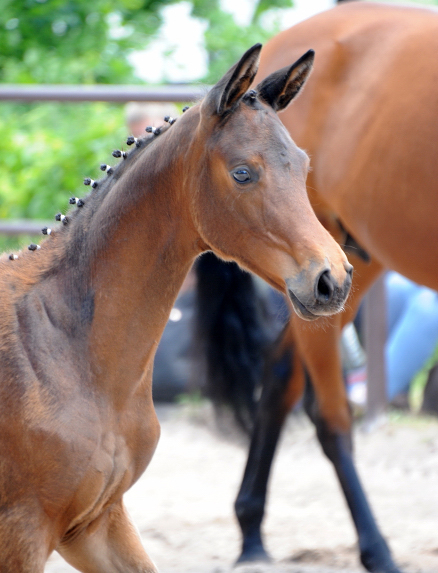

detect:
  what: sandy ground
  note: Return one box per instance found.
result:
[45,404,438,573]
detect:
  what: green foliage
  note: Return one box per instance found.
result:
[0,0,179,84]
[0,233,42,255]
[0,0,184,232]
[252,0,295,25]
[191,0,293,82]
[410,342,438,411]
[0,101,127,221]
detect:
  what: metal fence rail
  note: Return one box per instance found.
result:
[0,221,48,235]
[0,84,209,103]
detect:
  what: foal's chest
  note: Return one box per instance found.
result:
[63,400,159,535]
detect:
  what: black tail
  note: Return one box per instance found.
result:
[194,252,282,432]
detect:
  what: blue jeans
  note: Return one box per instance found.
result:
[385,272,438,400]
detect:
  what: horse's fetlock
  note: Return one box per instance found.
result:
[234,496,265,529]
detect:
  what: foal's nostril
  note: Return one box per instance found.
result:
[315,270,335,304]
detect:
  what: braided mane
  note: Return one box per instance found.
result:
[61,124,173,260]
[2,121,176,277]
[63,124,172,236]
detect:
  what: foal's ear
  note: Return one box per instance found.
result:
[256,49,315,112]
[206,43,262,116]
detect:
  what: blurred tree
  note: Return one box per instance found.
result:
[192,0,293,83]
[0,100,128,250]
[0,0,183,242]
[0,102,127,219]
[0,0,181,84]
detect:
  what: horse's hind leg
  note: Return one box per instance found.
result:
[58,499,157,573]
[234,325,305,563]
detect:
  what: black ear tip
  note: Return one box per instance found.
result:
[301,49,315,65]
[247,43,262,58]
[237,43,262,65]
[287,49,315,77]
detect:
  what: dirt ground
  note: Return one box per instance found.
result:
[45,403,438,573]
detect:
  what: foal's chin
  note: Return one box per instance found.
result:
[287,293,345,321]
[287,285,349,322]
[287,289,321,321]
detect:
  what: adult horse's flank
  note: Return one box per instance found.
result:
[196,3,438,573]
[0,46,351,572]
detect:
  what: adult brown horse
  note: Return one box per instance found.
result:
[195,3,438,573]
[0,46,353,572]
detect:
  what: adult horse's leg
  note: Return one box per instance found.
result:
[58,500,157,573]
[299,257,401,572]
[234,254,381,565]
[235,324,305,563]
[303,376,399,573]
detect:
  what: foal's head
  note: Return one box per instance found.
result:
[186,44,352,320]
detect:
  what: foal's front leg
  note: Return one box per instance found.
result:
[58,500,157,573]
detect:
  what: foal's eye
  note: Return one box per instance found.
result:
[232,168,251,183]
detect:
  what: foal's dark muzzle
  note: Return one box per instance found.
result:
[286,264,353,321]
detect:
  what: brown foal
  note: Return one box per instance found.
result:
[0,45,351,572]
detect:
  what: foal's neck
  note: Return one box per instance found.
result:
[51,119,201,401]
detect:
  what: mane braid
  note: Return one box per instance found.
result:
[1,124,172,274]
[48,125,171,275]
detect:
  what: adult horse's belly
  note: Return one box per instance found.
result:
[258,1,438,290]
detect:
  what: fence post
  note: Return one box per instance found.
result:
[363,274,387,425]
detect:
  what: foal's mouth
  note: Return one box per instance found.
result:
[287,289,318,321]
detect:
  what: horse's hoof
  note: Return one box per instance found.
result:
[361,552,403,573]
[367,566,402,573]
[235,546,271,565]
[360,536,404,573]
